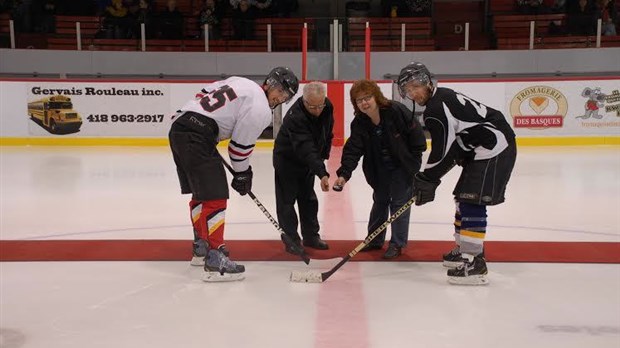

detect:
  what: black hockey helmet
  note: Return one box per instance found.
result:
[264,66,299,102]
[397,62,432,98]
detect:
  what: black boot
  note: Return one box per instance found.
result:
[303,236,329,250]
[382,244,402,259]
[282,235,304,255]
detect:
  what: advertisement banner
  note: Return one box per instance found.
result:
[505,80,620,136]
[25,82,172,137]
[1,78,618,141]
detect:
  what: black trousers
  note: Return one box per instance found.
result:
[169,112,229,201]
[274,156,320,242]
[453,139,517,206]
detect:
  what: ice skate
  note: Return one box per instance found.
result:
[443,246,485,269]
[447,255,489,285]
[191,240,229,266]
[203,248,245,282]
[442,246,463,268]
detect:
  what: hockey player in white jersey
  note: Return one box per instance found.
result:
[398,62,516,285]
[168,67,299,282]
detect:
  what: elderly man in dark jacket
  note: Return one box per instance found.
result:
[273,82,335,254]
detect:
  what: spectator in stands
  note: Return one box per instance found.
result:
[231,0,255,39]
[254,0,273,17]
[517,0,547,14]
[272,0,297,17]
[550,0,567,13]
[9,0,32,33]
[404,0,431,16]
[104,0,131,38]
[197,0,221,38]
[32,0,55,33]
[567,0,596,35]
[96,0,112,15]
[597,0,617,35]
[132,0,155,38]
[229,0,251,8]
[158,0,184,39]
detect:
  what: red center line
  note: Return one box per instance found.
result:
[314,147,370,348]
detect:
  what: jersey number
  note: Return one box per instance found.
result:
[456,93,487,118]
[199,85,238,112]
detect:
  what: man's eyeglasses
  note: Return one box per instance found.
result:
[355,95,373,104]
[303,99,326,110]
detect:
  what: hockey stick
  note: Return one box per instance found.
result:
[290,196,416,282]
[219,154,310,264]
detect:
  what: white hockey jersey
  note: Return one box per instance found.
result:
[177,77,272,172]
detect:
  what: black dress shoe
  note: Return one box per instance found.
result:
[283,237,304,255]
[303,237,329,250]
[360,243,383,252]
[383,244,402,259]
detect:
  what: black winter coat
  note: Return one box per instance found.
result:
[273,97,335,178]
[336,101,426,189]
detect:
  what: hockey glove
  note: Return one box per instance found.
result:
[231,166,253,196]
[413,172,441,206]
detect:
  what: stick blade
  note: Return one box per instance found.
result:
[290,270,323,283]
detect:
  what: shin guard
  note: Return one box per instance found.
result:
[453,200,462,246]
[190,199,227,249]
[457,202,487,256]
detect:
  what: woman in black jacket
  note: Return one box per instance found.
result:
[334,79,427,259]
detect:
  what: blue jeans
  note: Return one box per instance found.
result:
[367,167,413,248]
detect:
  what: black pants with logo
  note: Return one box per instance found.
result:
[453,138,517,206]
[169,112,229,201]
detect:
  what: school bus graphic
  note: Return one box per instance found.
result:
[27,95,82,134]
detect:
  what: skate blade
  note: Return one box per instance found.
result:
[202,271,245,282]
[448,274,489,286]
[190,256,205,266]
[442,260,463,268]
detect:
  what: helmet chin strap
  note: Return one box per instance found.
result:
[263,83,278,109]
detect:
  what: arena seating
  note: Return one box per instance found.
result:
[2,5,618,53]
[0,12,10,48]
[493,14,566,39]
[54,15,101,38]
[346,17,434,51]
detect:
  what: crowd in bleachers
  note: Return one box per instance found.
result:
[0,0,298,38]
[0,0,618,51]
[513,0,617,36]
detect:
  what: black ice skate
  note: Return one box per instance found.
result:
[447,255,489,285]
[442,246,463,268]
[443,246,485,268]
[191,240,229,266]
[203,248,245,282]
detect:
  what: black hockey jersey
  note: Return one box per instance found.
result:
[422,87,516,180]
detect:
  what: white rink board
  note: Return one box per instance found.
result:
[1,78,618,138]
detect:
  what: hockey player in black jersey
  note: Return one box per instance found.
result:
[398,62,517,285]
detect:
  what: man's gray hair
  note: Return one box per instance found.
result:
[303,82,326,100]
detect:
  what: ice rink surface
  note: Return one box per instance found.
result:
[1,145,619,348]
